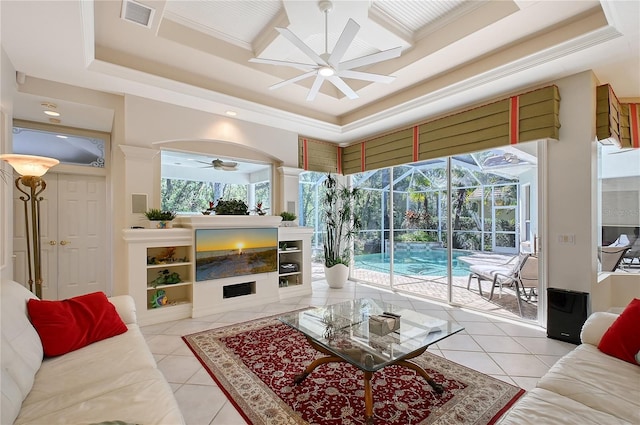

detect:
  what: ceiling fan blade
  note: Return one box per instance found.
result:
[249,57,316,72]
[328,19,360,67]
[276,27,328,66]
[336,70,395,84]
[338,46,402,71]
[326,76,358,100]
[270,70,317,90]
[306,75,325,101]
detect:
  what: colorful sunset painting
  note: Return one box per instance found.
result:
[195,228,278,281]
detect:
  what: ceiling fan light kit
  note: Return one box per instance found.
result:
[250,0,401,101]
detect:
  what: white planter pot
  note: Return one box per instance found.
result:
[324,263,349,289]
[148,220,173,229]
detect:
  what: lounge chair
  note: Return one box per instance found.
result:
[493,254,538,316]
[466,254,524,298]
[599,245,631,271]
[622,237,640,267]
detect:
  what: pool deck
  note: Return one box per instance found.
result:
[312,262,538,321]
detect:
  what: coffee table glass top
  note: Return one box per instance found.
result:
[279,298,464,372]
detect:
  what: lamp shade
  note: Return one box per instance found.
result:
[0,154,59,177]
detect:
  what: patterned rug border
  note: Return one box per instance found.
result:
[182,308,525,425]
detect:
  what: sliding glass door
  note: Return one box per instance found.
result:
[349,142,540,321]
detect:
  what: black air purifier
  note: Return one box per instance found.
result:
[546,288,590,345]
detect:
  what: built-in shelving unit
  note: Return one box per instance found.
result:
[278,227,312,298]
[123,228,194,326]
[123,218,313,325]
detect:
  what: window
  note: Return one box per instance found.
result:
[12,123,108,170]
[161,150,271,214]
[598,144,640,270]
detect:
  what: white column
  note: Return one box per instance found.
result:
[277,166,304,216]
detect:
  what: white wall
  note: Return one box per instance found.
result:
[0,46,16,281]
[546,71,599,295]
[113,95,301,294]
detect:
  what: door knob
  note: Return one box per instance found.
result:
[60,240,71,246]
[49,240,56,245]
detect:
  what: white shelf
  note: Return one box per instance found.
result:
[147,261,191,269]
[147,281,193,291]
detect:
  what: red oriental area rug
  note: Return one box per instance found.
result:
[183,314,524,425]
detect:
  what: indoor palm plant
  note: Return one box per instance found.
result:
[321,173,361,288]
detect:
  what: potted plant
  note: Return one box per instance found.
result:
[279,211,297,227]
[321,173,361,288]
[144,208,176,229]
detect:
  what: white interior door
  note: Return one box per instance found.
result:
[13,173,106,300]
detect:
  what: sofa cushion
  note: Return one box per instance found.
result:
[598,298,640,365]
[27,292,128,357]
[14,368,184,425]
[497,388,630,425]
[1,280,44,425]
[536,344,640,424]
[580,311,618,346]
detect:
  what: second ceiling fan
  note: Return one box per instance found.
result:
[250,1,402,101]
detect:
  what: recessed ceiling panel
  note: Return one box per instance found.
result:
[372,0,472,33]
[163,0,282,48]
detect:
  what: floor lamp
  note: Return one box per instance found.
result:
[0,154,59,298]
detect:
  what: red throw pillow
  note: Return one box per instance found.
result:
[598,298,640,365]
[27,292,128,357]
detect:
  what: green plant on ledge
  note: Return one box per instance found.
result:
[211,199,249,215]
[144,208,176,221]
[280,211,297,221]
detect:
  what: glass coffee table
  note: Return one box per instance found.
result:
[279,298,464,424]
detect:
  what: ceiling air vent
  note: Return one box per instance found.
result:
[121,0,155,28]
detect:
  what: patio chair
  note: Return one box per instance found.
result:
[599,245,631,272]
[608,234,631,247]
[622,237,640,267]
[493,254,538,316]
[466,254,524,297]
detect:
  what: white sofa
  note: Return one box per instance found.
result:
[1,279,185,425]
[498,311,640,424]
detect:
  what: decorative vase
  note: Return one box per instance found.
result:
[324,263,349,289]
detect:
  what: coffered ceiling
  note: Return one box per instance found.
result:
[1,1,639,143]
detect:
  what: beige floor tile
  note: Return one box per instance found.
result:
[145,334,188,355]
[157,354,204,384]
[487,352,551,377]
[210,401,249,425]
[433,334,483,352]
[174,384,227,425]
[512,336,576,356]
[473,335,530,354]
[441,350,504,375]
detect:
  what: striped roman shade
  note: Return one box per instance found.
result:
[596,84,621,144]
[298,136,340,173]
[620,103,640,149]
[342,85,560,174]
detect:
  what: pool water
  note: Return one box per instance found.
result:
[355,249,472,277]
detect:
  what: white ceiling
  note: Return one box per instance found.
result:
[1,0,639,144]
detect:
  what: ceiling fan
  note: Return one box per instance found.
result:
[197,158,238,171]
[249,0,402,101]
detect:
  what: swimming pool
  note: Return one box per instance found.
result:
[354,248,472,277]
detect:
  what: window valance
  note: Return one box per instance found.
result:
[298,136,341,173]
[596,84,639,149]
[341,85,560,175]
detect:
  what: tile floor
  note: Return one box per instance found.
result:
[141,280,576,425]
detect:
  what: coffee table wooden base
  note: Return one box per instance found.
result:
[294,337,444,424]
